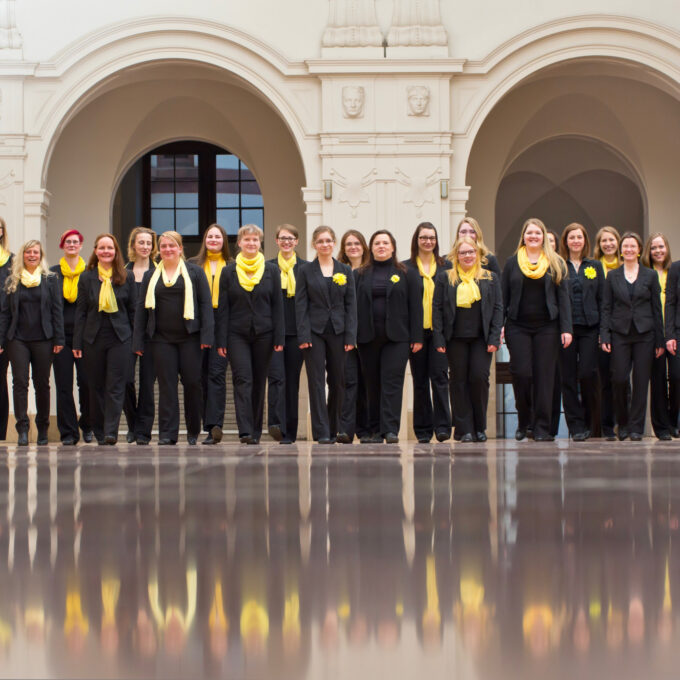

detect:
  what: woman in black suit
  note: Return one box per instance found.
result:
[433,238,502,442]
[296,226,357,444]
[73,234,137,445]
[50,229,92,446]
[216,225,284,445]
[190,223,231,445]
[0,240,64,446]
[641,232,676,440]
[267,224,308,444]
[455,217,501,277]
[404,222,451,443]
[666,255,680,437]
[123,226,157,445]
[502,218,572,442]
[354,230,422,444]
[0,216,13,440]
[600,232,664,441]
[133,231,214,446]
[557,223,604,441]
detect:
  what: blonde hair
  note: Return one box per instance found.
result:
[0,216,8,251]
[158,231,186,259]
[446,237,493,286]
[516,218,567,285]
[237,224,264,243]
[128,227,158,262]
[5,240,52,293]
[456,217,494,263]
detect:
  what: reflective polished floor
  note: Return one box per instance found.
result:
[1,438,680,679]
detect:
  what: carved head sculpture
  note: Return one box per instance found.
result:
[342,86,365,118]
[407,86,430,116]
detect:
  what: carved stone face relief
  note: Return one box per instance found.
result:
[407,86,430,116]
[342,86,365,118]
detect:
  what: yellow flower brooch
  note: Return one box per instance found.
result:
[332,272,347,286]
[390,274,400,283]
[584,266,597,279]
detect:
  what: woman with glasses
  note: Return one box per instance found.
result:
[455,218,501,277]
[403,222,451,442]
[296,226,357,444]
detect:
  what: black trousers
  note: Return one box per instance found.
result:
[358,336,410,437]
[267,335,304,441]
[201,345,228,431]
[559,324,599,435]
[83,330,131,440]
[650,352,678,437]
[0,349,9,439]
[303,331,346,441]
[505,321,560,438]
[339,347,369,440]
[7,338,53,434]
[446,336,492,437]
[123,351,155,439]
[53,336,91,441]
[409,329,451,439]
[151,337,203,442]
[669,352,680,431]
[228,330,273,440]
[610,330,654,436]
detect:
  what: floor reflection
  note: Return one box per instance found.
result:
[0,443,679,678]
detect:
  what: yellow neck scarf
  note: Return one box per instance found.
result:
[0,247,10,267]
[517,246,550,279]
[236,252,265,291]
[98,265,118,313]
[145,259,195,320]
[416,255,435,329]
[658,269,667,323]
[20,267,42,288]
[278,251,297,298]
[600,255,620,278]
[456,264,482,308]
[203,251,226,309]
[60,257,86,303]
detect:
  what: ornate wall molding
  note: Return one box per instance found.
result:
[322,0,383,48]
[387,0,447,51]
[0,0,22,53]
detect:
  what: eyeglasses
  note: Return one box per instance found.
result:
[277,237,297,242]
[63,240,81,246]
[418,236,437,242]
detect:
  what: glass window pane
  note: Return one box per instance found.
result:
[176,181,199,208]
[150,181,174,208]
[216,154,239,170]
[241,182,263,207]
[217,182,239,208]
[217,209,240,236]
[241,209,263,229]
[151,209,174,232]
[176,209,199,235]
[175,154,199,180]
[240,161,255,182]
[150,155,174,180]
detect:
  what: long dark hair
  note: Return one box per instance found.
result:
[363,230,406,272]
[339,229,369,267]
[87,234,127,286]
[191,223,232,265]
[409,222,445,266]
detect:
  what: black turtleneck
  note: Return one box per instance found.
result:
[371,259,392,338]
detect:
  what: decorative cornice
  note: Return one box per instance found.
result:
[322,0,383,49]
[306,58,464,75]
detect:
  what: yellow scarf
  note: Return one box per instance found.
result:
[145,259,195,320]
[600,255,620,278]
[416,255,435,329]
[278,251,297,298]
[236,252,265,292]
[98,265,118,313]
[203,251,226,309]
[20,267,42,288]
[517,246,550,279]
[60,257,86,303]
[0,247,10,267]
[658,269,667,323]
[456,265,482,308]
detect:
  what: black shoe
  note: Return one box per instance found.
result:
[136,436,150,445]
[61,437,77,446]
[336,432,351,444]
[657,432,672,441]
[572,431,588,442]
[435,430,451,443]
[17,432,28,446]
[268,424,283,442]
[280,439,293,445]
[671,428,680,438]
[385,433,399,444]
[534,434,554,442]
[126,431,135,444]
[37,431,49,445]
[247,438,260,445]
[630,432,642,442]
[618,431,629,441]
[476,431,487,442]
[515,429,527,441]
[97,439,107,446]
[361,433,382,444]
[526,428,534,440]
[317,438,333,444]
[187,436,198,445]
[460,433,473,442]
[104,435,117,445]
[417,436,431,443]
[158,438,176,445]
[202,435,216,445]
[82,430,94,443]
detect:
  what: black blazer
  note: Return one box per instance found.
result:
[432,271,503,348]
[600,265,664,347]
[295,258,357,346]
[132,261,214,352]
[566,258,604,328]
[215,261,285,348]
[665,260,680,341]
[267,254,309,336]
[402,258,452,334]
[0,255,13,289]
[501,255,573,334]
[50,262,86,340]
[0,273,65,347]
[354,262,423,344]
[484,253,502,278]
[73,269,137,349]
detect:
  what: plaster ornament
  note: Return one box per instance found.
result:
[322,0,383,47]
[387,0,448,47]
[0,0,22,49]
[407,85,430,116]
[395,167,441,217]
[342,86,365,118]
[330,168,377,218]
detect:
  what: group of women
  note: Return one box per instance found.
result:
[0,214,678,445]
